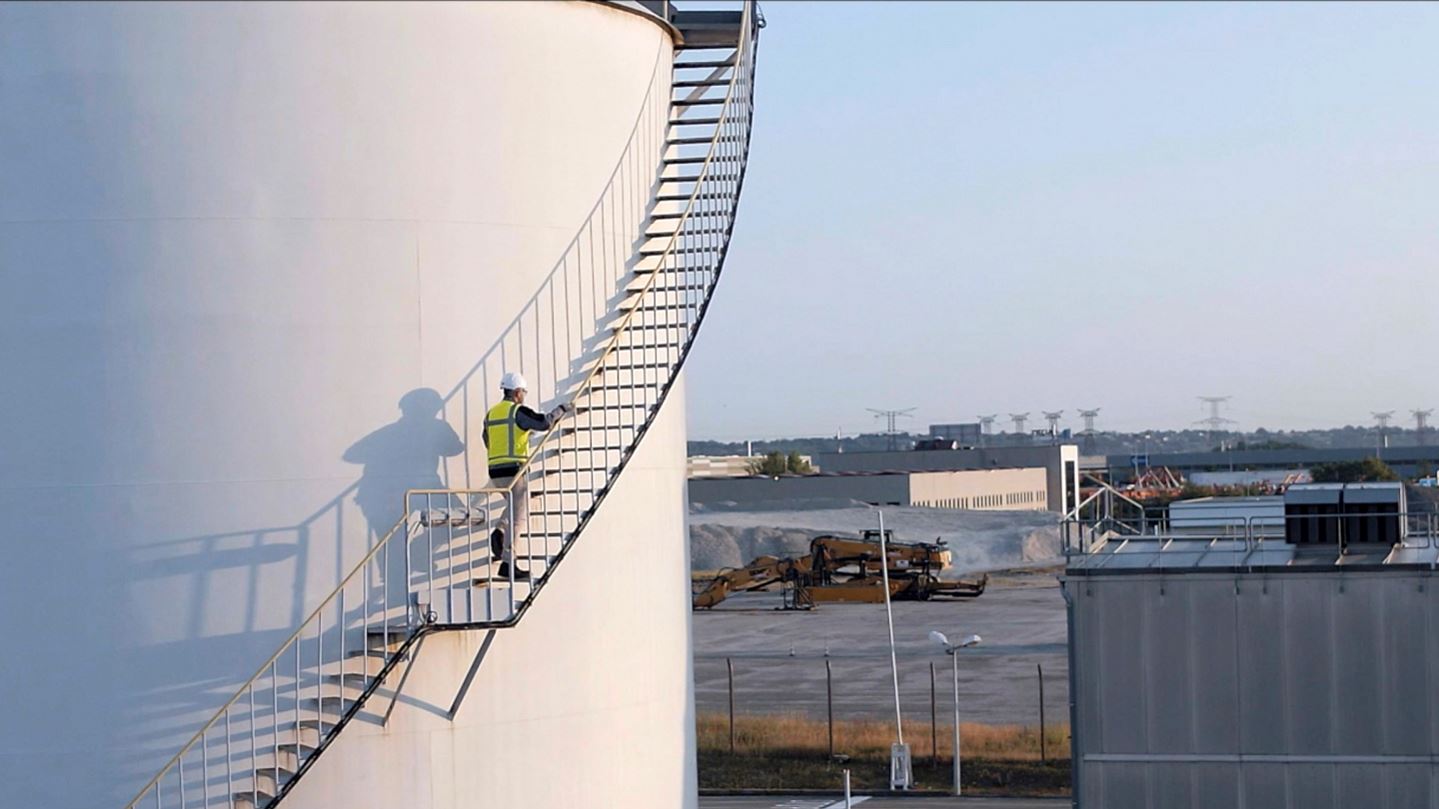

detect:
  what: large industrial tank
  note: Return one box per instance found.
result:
[0,2,696,806]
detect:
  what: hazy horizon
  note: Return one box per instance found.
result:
[684,2,1439,441]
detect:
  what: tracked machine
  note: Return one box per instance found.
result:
[692,530,988,610]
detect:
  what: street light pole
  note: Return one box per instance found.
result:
[951,647,961,796]
[928,630,980,797]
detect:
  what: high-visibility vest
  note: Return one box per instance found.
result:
[485,400,529,467]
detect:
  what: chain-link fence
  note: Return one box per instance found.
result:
[694,653,1071,792]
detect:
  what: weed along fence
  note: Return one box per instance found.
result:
[693,654,1072,795]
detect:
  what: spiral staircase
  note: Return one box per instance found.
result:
[123,4,760,807]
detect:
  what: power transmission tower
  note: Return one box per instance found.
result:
[1414,409,1433,446]
[1196,396,1234,446]
[867,407,915,451]
[1042,411,1064,444]
[1373,411,1395,453]
[1078,408,1101,454]
[1009,412,1030,445]
[977,414,998,448]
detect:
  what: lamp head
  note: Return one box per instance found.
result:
[959,634,982,649]
[928,630,950,650]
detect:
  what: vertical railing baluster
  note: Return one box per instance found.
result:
[315,606,323,748]
[294,636,300,774]
[224,708,233,808]
[339,587,346,709]
[248,687,256,800]
[201,724,209,808]
[271,660,280,797]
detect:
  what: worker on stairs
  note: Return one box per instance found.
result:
[484,371,571,580]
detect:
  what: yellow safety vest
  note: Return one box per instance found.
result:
[485,400,529,467]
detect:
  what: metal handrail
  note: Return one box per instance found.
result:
[124,5,759,807]
[119,511,409,809]
[502,3,757,488]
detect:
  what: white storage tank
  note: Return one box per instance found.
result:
[0,3,708,807]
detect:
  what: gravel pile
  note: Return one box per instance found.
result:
[688,501,1061,575]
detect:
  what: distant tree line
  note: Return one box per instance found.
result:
[745,451,813,476]
[1309,457,1400,483]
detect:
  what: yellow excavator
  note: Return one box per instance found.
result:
[692,530,988,610]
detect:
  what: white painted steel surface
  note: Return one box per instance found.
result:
[0,3,691,807]
[1067,571,1439,808]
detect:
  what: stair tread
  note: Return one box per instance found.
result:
[673,77,732,87]
[645,227,727,237]
[639,245,719,256]
[364,623,414,636]
[674,59,736,69]
[669,116,723,126]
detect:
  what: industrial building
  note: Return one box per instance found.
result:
[2,3,758,808]
[688,467,1050,510]
[814,443,1082,514]
[1064,483,1439,808]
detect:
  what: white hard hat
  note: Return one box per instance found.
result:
[500,371,528,391]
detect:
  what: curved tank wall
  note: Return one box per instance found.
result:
[0,2,693,806]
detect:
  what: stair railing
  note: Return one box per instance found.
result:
[124,4,758,807]
[437,0,761,622]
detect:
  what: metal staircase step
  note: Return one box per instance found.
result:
[250,767,297,798]
[576,398,653,412]
[671,97,724,107]
[619,299,695,312]
[659,172,741,182]
[645,226,727,238]
[674,58,736,69]
[669,116,723,127]
[585,382,659,394]
[233,790,276,809]
[661,155,710,165]
[320,671,373,691]
[415,508,488,528]
[345,648,404,668]
[638,245,719,257]
[673,76,733,88]
[270,741,316,773]
[285,718,334,748]
[628,279,709,292]
[365,624,415,650]
[300,695,359,716]
[665,136,717,146]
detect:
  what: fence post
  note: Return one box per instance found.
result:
[727,657,736,754]
[929,661,938,769]
[1037,662,1047,765]
[826,658,835,759]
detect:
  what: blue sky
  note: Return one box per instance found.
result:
[683,2,1439,440]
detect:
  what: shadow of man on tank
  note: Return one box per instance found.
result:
[344,388,465,544]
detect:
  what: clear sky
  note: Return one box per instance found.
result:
[683,1,1439,440]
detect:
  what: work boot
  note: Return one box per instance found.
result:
[489,526,505,557]
[496,561,531,581]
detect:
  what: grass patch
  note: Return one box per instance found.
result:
[698,712,1070,796]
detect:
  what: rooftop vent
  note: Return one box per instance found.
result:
[1283,482,1407,549]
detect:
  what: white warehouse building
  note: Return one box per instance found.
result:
[0,2,760,807]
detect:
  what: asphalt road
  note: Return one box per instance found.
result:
[700,797,1068,809]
